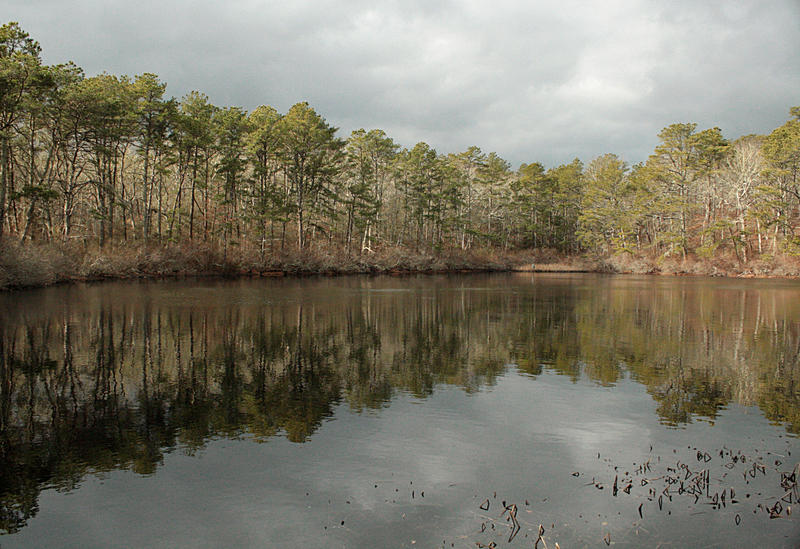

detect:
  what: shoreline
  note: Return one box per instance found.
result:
[3,241,800,292]
[0,242,531,292]
[5,265,800,294]
[6,264,800,293]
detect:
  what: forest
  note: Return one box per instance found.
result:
[1,21,799,287]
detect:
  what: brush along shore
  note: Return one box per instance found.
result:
[0,240,536,291]
[2,240,799,291]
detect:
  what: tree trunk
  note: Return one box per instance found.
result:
[0,139,9,240]
[142,144,150,241]
[189,149,197,240]
[63,192,73,240]
[19,199,36,243]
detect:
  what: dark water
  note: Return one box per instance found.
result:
[1,273,799,548]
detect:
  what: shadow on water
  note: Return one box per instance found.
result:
[0,273,799,536]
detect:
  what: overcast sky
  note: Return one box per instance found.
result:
[6,0,799,167]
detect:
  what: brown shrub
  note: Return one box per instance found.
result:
[8,238,800,292]
[0,239,80,289]
[603,253,657,274]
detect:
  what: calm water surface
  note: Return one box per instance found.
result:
[1,273,799,547]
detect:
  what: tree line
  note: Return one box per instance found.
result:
[1,22,798,262]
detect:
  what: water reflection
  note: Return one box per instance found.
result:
[0,274,799,534]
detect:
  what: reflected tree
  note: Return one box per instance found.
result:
[1,278,799,533]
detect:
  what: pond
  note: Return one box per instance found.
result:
[0,273,799,547]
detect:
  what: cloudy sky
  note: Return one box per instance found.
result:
[6,0,799,167]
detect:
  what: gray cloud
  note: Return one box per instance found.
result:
[6,0,799,167]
